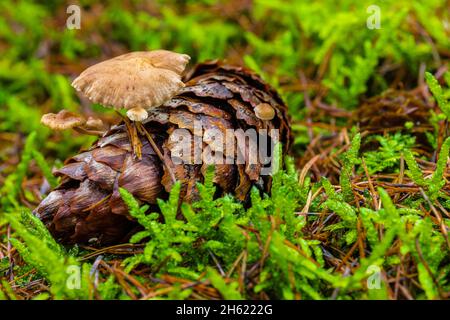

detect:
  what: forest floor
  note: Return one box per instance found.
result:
[0,1,449,300]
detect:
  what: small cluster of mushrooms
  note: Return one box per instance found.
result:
[41,49,278,186]
[42,50,192,160]
[42,50,276,145]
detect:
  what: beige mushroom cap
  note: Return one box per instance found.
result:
[41,110,86,130]
[71,50,191,115]
[85,117,104,131]
[254,103,275,121]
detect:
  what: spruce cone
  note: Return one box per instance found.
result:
[354,89,432,134]
[34,61,291,246]
[354,89,434,155]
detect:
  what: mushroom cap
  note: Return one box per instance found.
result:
[254,103,275,120]
[71,50,191,111]
[41,110,86,130]
[85,117,104,131]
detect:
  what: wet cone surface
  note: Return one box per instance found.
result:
[34,61,292,245]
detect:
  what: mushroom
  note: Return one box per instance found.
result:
[71,50,190,166]
[254,103,275,121]
[41,110,85,130]
[85,117,105,131]
[71,50,191,122]
[41,110,105,136]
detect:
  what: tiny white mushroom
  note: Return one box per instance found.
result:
[127,107,148,122]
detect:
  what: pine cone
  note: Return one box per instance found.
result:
[354,89,432,134]
[354,89,434,154]
[34,61,292,245]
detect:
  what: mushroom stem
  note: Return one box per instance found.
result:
[136,122,177,184]
[118,112,142,159]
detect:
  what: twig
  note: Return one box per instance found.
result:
[137,122,177,184]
